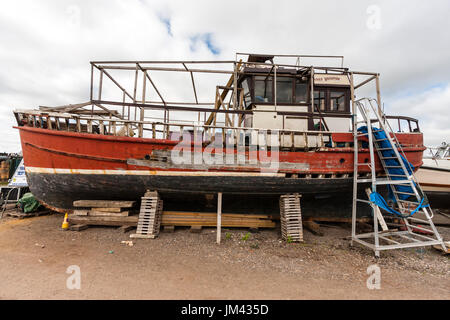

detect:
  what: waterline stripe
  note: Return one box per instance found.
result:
[25,167,284,177]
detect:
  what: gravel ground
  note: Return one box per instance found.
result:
[0,211,448,299]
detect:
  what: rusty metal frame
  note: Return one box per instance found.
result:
[23,53,391,141]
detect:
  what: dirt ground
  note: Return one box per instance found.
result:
[0,211,448,300]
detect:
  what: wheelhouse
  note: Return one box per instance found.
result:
[238,54,352,134]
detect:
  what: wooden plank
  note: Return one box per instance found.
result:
[163,225,175,233]
[73,200,136,208]
[161,220,275,228]
[190,225,202,233]
[162,211,274,219]
[365,188,388,231]
[130,233,156,239]
[117,225,134,233]
[205,60,242,126]
[69,224,89,231]
[68,215,138,226]
[73,210,89,216]
[161,218,275,226]
[94,207,122,213]
[68,213,276,228]
[303,220,323,236]
[88,210,130,217]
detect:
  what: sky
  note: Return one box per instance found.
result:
[0,0,449,152]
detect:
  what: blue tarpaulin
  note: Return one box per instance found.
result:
[357,126,415,200]
[357,126,427,217]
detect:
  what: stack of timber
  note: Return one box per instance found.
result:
[68,207,276,229]
[69,200,137,227]
[130,191,163,239]
[162,211,276,228]
[279,193,303,242]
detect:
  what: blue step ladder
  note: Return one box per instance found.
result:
[351,98,446,257]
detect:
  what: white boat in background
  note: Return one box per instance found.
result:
[415,142,450,209]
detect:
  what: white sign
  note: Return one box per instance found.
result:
[314,74,350,86]
[8,159,28,187]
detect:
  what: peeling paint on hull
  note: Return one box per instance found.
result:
[17,126,423,216]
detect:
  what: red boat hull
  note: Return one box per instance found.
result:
[17,126,425,214]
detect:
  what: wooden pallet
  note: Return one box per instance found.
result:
[279,193,303,242]
[130,191,163,239]
[4,210,52,219]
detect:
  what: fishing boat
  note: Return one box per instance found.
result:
[415,142,450,208]
[13,53,426,218]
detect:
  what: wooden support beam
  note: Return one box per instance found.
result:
[190,225,202,233]
[163,225,175,233]
[205,60,242,125]
[365,188,388,231]
[303,220,324,236]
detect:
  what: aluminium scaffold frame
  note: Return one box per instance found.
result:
[350,97,446,257]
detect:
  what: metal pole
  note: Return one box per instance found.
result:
[366,105,380,257]
[217,192,222,244]
[274,64,277,110]
[90,63,94,101]
[310,67,315,129]
[350,72,357,244]
[375,75,382,120]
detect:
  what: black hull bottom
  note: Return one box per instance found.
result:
[424,191,450,209]
[27,172,375,218]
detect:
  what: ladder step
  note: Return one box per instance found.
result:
[375,179,411,185]
[398,199,420,205]
[393,190,416,196]
[385,165,403,168]
[401,208,424,213]
[378,147,395,151]
[386,173,408,177]
[375,138,390,142]
[381,157,397,160]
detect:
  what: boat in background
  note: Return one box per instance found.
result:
[415,142,450,208]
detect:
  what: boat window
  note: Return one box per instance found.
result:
[254,76,273,103]
[276,77,293,103]
[314,90,326,111]
[241,78,252,108]
[330,91,346,111]
[295,79,308,103]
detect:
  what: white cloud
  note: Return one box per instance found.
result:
[386,84,450,147]
[0,0,449,152]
